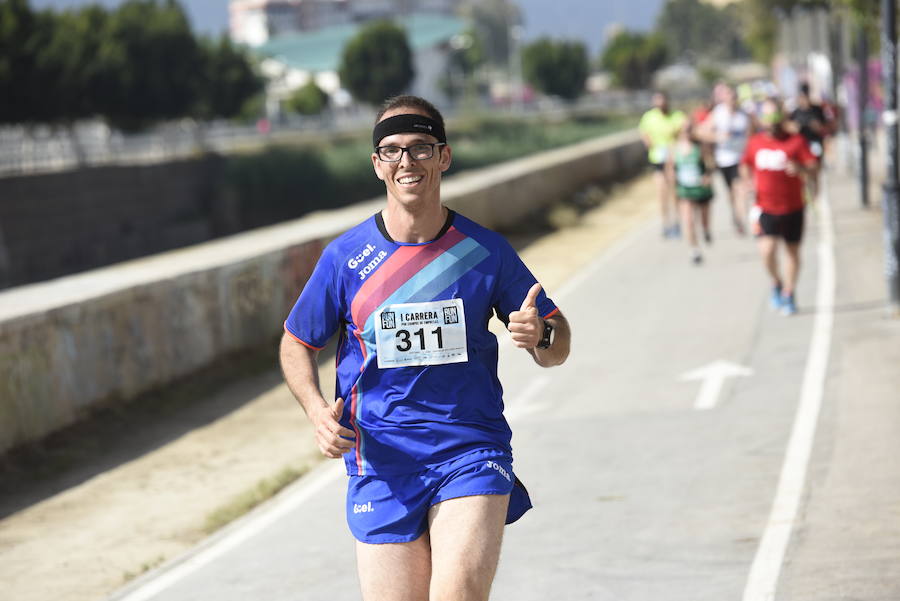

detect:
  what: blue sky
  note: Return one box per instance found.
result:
[29,0,665,56]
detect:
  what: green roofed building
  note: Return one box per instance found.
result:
[252,13,467,109]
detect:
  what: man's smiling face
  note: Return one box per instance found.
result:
[371,108,452,209]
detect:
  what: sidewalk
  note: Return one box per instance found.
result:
[777,164,900,598]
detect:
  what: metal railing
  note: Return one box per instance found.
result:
[0,90,662,177]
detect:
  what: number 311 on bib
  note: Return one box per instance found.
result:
[374,298,468,369]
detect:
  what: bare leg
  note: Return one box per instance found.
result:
[428,494,509,601]
[731,178,747,234]
[757,235,780,286]
[356,534,431,601]
[654,170,673,233]
[699,202,712,241]
[679,199,698,248]
[783,242,801,296]
[723,173,747,235]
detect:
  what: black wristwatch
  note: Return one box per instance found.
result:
[536,319,554,349]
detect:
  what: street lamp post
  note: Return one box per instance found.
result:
[882,0,900,313]
[859,26,870,209]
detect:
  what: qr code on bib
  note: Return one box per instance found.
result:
[443,306,459,324]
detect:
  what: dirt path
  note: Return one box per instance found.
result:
[0,175,657,601]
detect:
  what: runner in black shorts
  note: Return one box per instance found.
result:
[757,209,804,244]
[718,163,740,190]
[740,98,817,316]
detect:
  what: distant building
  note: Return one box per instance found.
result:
[254,12,466,111]
[230,0,461,47]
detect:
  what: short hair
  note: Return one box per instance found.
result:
[375,95,445,131]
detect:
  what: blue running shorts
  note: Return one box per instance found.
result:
[346,450,533,544]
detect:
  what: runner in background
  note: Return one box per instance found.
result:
[639,91,687,239]
[740,98,818,316]
[701,84,753,235]
[788,82,827,201]
[669,121,714,265]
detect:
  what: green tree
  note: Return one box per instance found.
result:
[338,20,414,107]
[286,79,329,115]
[656,0,748,63]
[441,29,487,101]
[95,0,203,131]
[458,0,521,67]
[195,34,263,121]
[600,31,668,90]
[740,0,832,63]
[0,0,47,125]
[39,6,109,124]
[522,38,589,101]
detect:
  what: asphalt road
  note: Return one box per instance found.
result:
[108,171,900,601]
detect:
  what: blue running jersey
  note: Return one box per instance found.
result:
[284,210,558,476]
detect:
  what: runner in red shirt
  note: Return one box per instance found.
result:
[740,97,817,316]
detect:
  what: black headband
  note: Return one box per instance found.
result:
[373,114,446,148]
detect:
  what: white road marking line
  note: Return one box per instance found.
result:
[680,360,754,410]
[108,461,344,601]
[742,181,835,601]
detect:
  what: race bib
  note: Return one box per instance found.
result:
[676,163,702,187]
[375,298,468,369]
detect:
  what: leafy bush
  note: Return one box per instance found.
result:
[522,38,589,101]
[286,79,329,116]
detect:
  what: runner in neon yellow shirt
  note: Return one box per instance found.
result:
[639,91,687,238]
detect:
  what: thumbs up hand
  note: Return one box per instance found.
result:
[507,283,544,349]
[312,397,357,458]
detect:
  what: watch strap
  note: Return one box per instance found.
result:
[536,319,553,349]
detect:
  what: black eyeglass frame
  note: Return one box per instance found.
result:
[374,142,447,162]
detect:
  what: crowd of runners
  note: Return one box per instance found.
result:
[639,81,837,316]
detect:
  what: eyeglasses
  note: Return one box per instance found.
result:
[375,143,446,162]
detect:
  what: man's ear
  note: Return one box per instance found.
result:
[371,153,385,181]
[439,144,452,173]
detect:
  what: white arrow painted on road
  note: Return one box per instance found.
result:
[680,360,754,410]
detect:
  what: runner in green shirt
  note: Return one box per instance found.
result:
[668,121,713,265]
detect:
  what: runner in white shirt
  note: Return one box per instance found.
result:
[702,84,754,235]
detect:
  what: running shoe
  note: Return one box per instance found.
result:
[704,230,713,245]
[780,294,797,316]
[691,249,703,265]
[769,284,783,311]
[671,222,682,239]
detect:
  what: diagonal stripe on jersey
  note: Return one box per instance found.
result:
[350,227,467,326]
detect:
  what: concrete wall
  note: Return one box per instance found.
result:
[0,155,233,290]
[0,130,643,453]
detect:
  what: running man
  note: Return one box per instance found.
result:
[788,83,827,201]
[701,84,753,235]
[639,91,687,238]
[740,97,818,316]
[279,95,571,601]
